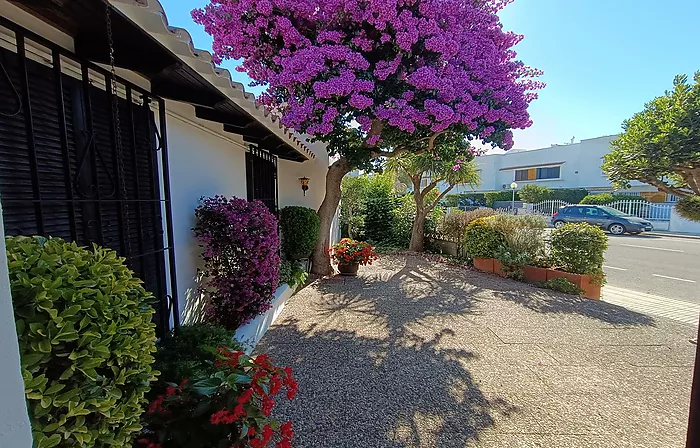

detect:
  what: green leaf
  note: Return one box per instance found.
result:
[21,353,45,369]
[38,339,51,353]
[36,433,61,448]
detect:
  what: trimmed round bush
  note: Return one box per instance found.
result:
[550,223,608,283]
[676,196,700,222]
[279,206,320,260]
[6,236,158,447]
[463,217,505,259]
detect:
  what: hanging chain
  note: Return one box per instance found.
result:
[106,4,133,258]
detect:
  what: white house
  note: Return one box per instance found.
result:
[449,135,668,202]
[0,0,330,444]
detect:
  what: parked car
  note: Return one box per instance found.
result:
[552,205,653,235]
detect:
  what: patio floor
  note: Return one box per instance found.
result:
[257,254,695,448]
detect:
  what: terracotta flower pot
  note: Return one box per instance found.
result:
[523,265,548,284]
[338,262,360,276]
[545,269,600,300]
[493,259,505,277]
[473,257,494,273]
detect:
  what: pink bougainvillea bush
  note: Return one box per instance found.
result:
[192,0,543,155]
[194,196,280,329]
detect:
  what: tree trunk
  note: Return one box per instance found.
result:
[311,156,351,275]
[409,211,427,252]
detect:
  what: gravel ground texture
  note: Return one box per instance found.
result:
[256,254,696,448]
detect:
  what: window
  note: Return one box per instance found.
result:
[0,22,178,336]
[584,207,602,217]
[514,166,560,181]
[246,146,278,214]
[562,207,582,216]
[536,166,560,179]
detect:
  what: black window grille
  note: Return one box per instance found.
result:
[0,19,179,336]
[246,146,278,214]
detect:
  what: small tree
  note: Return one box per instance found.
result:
[518,184,552,203]
[603,72,700,219]
[193,0,542,274]
[387,146,480,251]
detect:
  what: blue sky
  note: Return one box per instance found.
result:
[160,0,699,150]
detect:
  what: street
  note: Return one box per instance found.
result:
[604,234,700,304]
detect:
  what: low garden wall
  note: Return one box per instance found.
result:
[235,283,296,352]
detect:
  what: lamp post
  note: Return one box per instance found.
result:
[510,182,518,213]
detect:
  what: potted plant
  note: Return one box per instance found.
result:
[329,238,378,276]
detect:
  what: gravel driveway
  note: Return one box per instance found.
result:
[257,254,695,448]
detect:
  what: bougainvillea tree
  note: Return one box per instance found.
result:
[194,196,280,329]
[387,144,481,251]
[193,0,543,274]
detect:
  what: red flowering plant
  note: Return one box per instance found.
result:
[136,347,298,448]
[329,238,378,266]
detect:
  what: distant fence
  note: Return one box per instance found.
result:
[606,200,672,221]
[531,200,570,216]
[527,199,673,223]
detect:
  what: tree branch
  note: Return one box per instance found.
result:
[370,130,447,158]
[427,184,455,212]
[679,168,700,195]
[643,176,693,198]
[422,179,440,197]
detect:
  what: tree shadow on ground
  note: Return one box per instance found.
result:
[258,255,656,447]
[259,256,513,447]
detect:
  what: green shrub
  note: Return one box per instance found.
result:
[579,193,648,205]
[7,236,157,447]
[676,196,700,222]
[485,190,519,207]
[279,259,309,288]
[154,323,239,386]
[550,223,608,284]
[279,206,320,260]
[364,196,397,244]
[494,246,531,280]
[542,277,585,295]
[464,217,505,259]
[518,184,553,203]
[551,188,589,204]
[444,193,486,207]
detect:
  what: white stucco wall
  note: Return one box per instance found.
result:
[450,135,654,194]
[0,204,34,448]
[669,208,700,235]
[278,158,327,209]
[165,102,249,323]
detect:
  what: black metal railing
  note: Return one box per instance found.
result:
[246,145,279,214]
[0,17,179,336]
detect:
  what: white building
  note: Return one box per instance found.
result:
[0,1,330,444]
[450,135,667,201]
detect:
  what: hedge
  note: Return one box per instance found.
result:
[579,193,648,205]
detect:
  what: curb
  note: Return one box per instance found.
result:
[646,232,700,240]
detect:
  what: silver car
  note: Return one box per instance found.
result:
[552,205,653,235]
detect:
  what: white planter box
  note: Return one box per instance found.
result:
[234,283,295,353]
